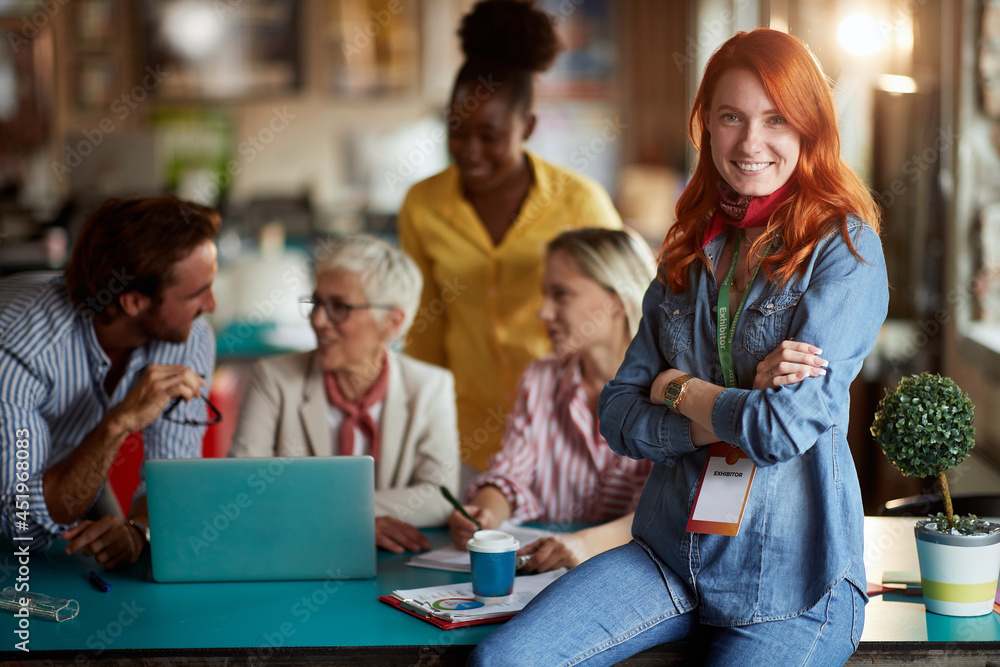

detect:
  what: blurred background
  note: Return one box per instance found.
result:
[0,0,998,513]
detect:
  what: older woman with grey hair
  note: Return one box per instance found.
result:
[230,234,459,553]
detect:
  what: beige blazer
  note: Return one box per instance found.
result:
[229,350,459,527]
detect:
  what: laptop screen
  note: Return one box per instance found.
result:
[145,456,376,582]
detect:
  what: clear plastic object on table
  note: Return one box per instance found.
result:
[0,587,79,622]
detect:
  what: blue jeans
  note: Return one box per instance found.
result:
[468,542,865,667]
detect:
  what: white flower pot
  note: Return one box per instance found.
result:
[914,521,1000,617]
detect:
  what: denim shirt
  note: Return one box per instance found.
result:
[598,218,888,626]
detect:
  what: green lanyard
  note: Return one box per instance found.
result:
[716,233,767,389]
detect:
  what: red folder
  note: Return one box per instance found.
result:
[377,595,514,630]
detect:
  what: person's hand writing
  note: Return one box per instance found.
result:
[108,365,205,434]
[517,535,587,573]
[62,515,143,569]
[375,516,430,553]
[447,506,497,550]
[753,340,827,390]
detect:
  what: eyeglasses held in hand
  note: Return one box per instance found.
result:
[162,394,222,426]
[299,296,394,325]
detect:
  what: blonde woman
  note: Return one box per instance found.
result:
[447,228,654,572]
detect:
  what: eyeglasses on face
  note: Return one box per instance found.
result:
[162,394,222,426]
[298,296,394,324]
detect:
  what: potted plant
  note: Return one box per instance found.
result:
[871,372,1000,617]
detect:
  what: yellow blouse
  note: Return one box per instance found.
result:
[398,152,622,471]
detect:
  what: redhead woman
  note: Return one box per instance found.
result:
[471,28,888,666]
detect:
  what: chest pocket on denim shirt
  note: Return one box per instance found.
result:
[658,295,695,363]
[742,291,802,361]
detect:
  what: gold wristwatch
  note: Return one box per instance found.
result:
[663,374,693,413]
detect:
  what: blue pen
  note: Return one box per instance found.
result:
[89,570,110,593]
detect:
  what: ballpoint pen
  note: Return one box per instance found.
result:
[89,570,110,593]
[439,485,483,531]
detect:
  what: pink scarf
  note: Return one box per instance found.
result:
[323,354,390,460]
[702,179,795,247]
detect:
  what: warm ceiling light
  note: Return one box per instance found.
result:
[161,0,225,62]
[837,14,886,56]
[877,74,918,94]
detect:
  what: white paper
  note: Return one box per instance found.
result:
[392,568,566,621]
[406,522,555,572]
[690,454,754,524]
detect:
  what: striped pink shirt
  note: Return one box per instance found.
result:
[467,355,652,524]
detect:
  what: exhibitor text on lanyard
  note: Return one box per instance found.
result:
[685,233,767,537]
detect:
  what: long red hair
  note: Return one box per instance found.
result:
[658,28,881,292]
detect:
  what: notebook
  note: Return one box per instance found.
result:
[145,456,376,583]
[378,569,567,630]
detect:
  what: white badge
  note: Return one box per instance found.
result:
[686,442,756,536]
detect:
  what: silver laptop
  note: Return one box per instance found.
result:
[145,456,376,582]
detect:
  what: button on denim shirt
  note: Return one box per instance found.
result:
[599,218,888,626]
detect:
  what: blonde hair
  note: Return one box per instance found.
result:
[315,234,423,339]
[546,228,655,338]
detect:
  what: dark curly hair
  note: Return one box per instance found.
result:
[453,0,562,113]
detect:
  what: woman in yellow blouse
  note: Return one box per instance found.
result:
[398,0,622,472]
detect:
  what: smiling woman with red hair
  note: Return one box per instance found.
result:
[471,28,889,666]
[662,28,882,292]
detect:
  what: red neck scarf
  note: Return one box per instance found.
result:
[323,353,390,460]
[702,179,794,247]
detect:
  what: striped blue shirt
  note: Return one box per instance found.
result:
[0,273,215,549]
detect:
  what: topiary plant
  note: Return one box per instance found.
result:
[871,372,976,533]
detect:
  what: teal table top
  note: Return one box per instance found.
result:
[214,321,309,362]
[0,518,997,662]
[0,530,496,657]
